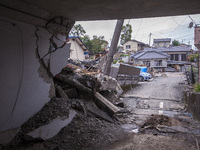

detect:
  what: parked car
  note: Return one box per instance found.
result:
[139,72,152,81]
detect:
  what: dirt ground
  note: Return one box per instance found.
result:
[124,72,186,100]
[104,134,197,150]
[105,72,200,150]
[3,72,200,150]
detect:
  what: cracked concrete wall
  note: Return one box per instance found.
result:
[184,91,200,121]
[0,16,70,136]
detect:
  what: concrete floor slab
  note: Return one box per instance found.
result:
[26,109,77,141]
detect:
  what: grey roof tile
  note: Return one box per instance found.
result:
[154,38,171,42]
[144,46,191,52]
[133,50,170,60]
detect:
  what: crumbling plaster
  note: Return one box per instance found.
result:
[0,16,71,135]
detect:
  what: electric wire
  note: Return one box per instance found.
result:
[134,19,143,39]
[167,16,188,38]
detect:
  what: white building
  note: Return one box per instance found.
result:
[68,36,89,61]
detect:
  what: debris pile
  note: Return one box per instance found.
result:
[4,63,127,149]
[140,115,189,133]
[54,63,122,116]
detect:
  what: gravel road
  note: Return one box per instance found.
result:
[124,72,187,100]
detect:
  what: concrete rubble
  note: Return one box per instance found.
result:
[25,110,77,141]
[3,62,127,149]
[3,62,200,150]
[0,128,21,147]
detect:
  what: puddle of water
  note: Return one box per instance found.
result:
[121,124,139,133]
[162,110,181,117]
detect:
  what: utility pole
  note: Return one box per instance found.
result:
[149,33,152,47]
[194,25,200,84]
[104,19,124,76]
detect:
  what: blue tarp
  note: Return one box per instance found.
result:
[135,66,147,72]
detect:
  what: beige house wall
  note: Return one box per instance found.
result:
[136,59,168,68]
[153,41,170,48]
[123,41,138,52]
[68,38,86,61]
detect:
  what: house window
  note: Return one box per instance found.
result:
[170,54,174,60]
[143,61,150,67]
[154,60,162,66]
[175,54,179,61]
[126,45,131,49]
[181,54,186,61]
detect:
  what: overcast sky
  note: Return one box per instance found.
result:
[76,14,200,49]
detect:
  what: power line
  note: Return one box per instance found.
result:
[167,16,188,38]
[188,15,197,25]
[131,18,172,32]
[172,17,179,25]
[134,19,143,39]
[175,34,193,39]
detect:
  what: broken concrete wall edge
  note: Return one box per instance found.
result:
[184,90,200,121]
[35,26,56,98]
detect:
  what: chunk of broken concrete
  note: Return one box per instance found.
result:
[98,75,123,95]
[65,88,78,99]
[25,109,76,141]
[156,125,189,133]
[85,102,113,123]
[56,85,69,100]
[0,127,20,146]
[115,102,126,108]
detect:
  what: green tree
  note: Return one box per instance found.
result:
[90,35,108,53]
[81,35,92,50]
[190,54,199,62]
[172,40,180,46]
[69,24,86,38]
[120,24,132,45]
[81,35,108,53]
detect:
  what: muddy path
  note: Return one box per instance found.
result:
[124,72,186,100]
[104,72,200,150]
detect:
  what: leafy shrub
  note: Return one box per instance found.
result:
[120,54,130,57]
[190,54,199,62]
[194,83,200,92]
[118,60,125,63]
[113,60,118,64]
